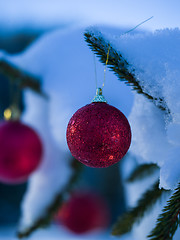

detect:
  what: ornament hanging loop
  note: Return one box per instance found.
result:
[93,44,110,91]
[92,44,110,102]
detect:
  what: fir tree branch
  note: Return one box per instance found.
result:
[127,163,159,182]
[84,31,167,111]
[112,181,169,236]
[0,59,46,97]
[17,158,83,239]
[148,183,180,240]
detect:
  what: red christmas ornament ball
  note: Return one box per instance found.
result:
[55,191,109,234]
[66,102,131,168]
[0,121,43,184]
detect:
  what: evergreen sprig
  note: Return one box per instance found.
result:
[127,163,159,182]
[0,59,46,96]
[84,31,167,111]
[17,159,83,239]
[148,183,180,240]
[112,181,168,236]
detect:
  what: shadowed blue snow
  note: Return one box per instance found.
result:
[110,29,180,190]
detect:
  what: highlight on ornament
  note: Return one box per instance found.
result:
[66,88,131,168]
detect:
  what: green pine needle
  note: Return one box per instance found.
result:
[84,31,167,111]
[112,181,168,236]
[148,183,180,240]
[0,59,45,96]
[17,158,83,239]
[127,163,159,182]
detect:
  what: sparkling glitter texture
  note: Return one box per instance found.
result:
[66,102,131,168]
[0,121,43,184]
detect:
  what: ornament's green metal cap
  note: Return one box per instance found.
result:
[91,88,107,103]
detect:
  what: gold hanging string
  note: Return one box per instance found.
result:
[93,44,110,90]
[102,44,110,90]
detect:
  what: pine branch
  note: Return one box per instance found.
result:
[148,183,180,240]
[127,163,159,182]
[0,59,46,97]
[17,158,83,239]
[112,181,168,236]
[84,31,167,111]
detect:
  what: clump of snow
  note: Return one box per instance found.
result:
[129,94,169,166]
[160,146,180,189]
[167,123,180,146]
[108,28,180,190]
[19,90,72,230]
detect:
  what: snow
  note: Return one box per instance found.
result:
[129,95,169,166]
[19,90,72,231]
[167,122,180,146]
[103,28,180,190]
[160,146,180,189]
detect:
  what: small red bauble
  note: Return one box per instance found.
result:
[0,121,43,184]
[55,191,109,234]
[66,101,131,168]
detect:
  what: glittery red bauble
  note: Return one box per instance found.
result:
[0,121,43,184]
[55,191,109,234]
[66,102,131,168]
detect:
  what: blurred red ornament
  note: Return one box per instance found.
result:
[66,97,131,168]
[55,191,109,234]
[0,121,43,184]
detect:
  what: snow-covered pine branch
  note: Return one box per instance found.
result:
[84,31,168,112]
